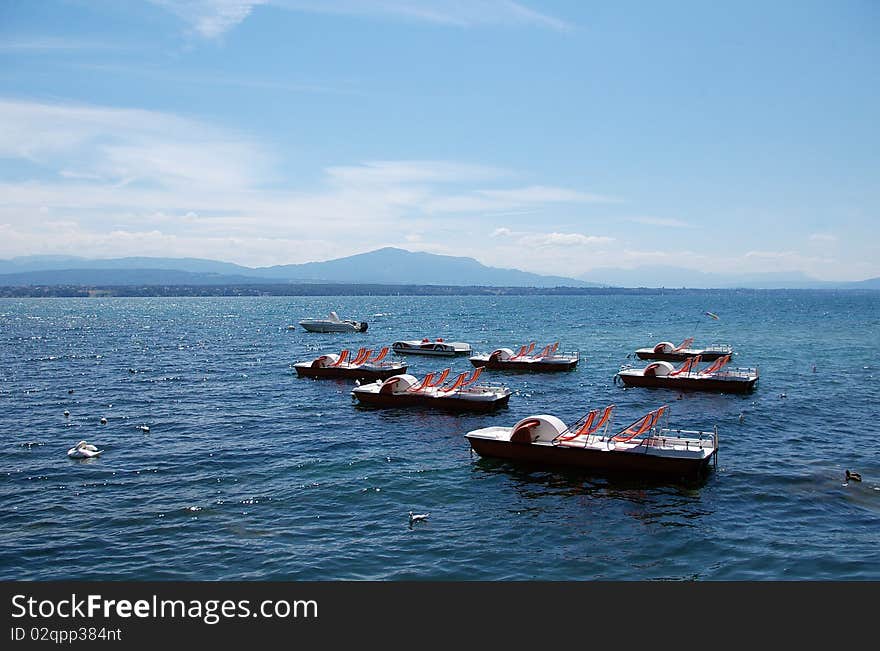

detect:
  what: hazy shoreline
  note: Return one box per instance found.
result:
[1,284,877,298]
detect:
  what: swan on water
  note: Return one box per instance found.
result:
[67,440,102,459]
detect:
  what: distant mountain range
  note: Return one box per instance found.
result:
[0,248,876,289]
[579,265,880,289]
[0,248,598,288]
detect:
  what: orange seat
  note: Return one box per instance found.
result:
[612,406,666,442]
[556,405,616,442]
[369,347,389,364]
[351,348,372,365]
[440,371,468,393]
[427,368,450,387]
[408,373,435,392]
[673,337,694,352]
[669,355,701,376]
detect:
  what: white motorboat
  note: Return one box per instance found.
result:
[299,311,368,333]
[391,338,472,356]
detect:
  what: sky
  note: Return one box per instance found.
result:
[0,0,878,281]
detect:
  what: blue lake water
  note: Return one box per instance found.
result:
[1,291,878,580]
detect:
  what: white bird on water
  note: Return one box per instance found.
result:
[137,425,150,433]
[67,440,102,459]
[408,511,430,524]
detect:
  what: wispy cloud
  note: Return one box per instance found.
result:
[809,233,837,242]
[626,216,690,228]
[0,97,607,266]
[324,160,508,186]
[1,96,859,279]
[149,0,571,39]
[149,1,268,38]
[0,98,270,190]
[0,37,114,53]
[278,0,572,31]
[532,232,614,247]
[477,185,617,204]
[491,228,612,246]
[744,250,835,266]
[70,63,357,95]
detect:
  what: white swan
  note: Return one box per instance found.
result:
[67,440,102,459]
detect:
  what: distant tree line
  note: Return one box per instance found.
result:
[0,283,689,297]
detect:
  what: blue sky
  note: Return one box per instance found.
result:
[0,0,877,280]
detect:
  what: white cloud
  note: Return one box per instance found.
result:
[477,185,616,204]
[0,97,617,267]
[149,1,268,38]
[148,0,570,39]
[275,1,571,31]
[532,232,614,247]
[745,250,796,259]
[2,97,869,280]
[325,160,507,186]
[0,98,269,191]
[626,216,690,228]
[809,233,837,242]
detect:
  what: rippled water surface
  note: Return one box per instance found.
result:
[1,292,878,580]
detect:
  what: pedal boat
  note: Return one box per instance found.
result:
[616,354,758,393]
[469,342,578,372]
[351,367,511,412]
[466,404,718,477]
[294,347,405,381]
[391,338,472,356]
[635,338,732,361]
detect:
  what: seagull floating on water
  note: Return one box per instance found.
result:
[137,425,150,433]
[63,410,70,417]
[67,440,102,459]
[408,511,430,524]
[100,417,107,425]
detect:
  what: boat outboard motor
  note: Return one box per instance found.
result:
[358,321,369,332]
